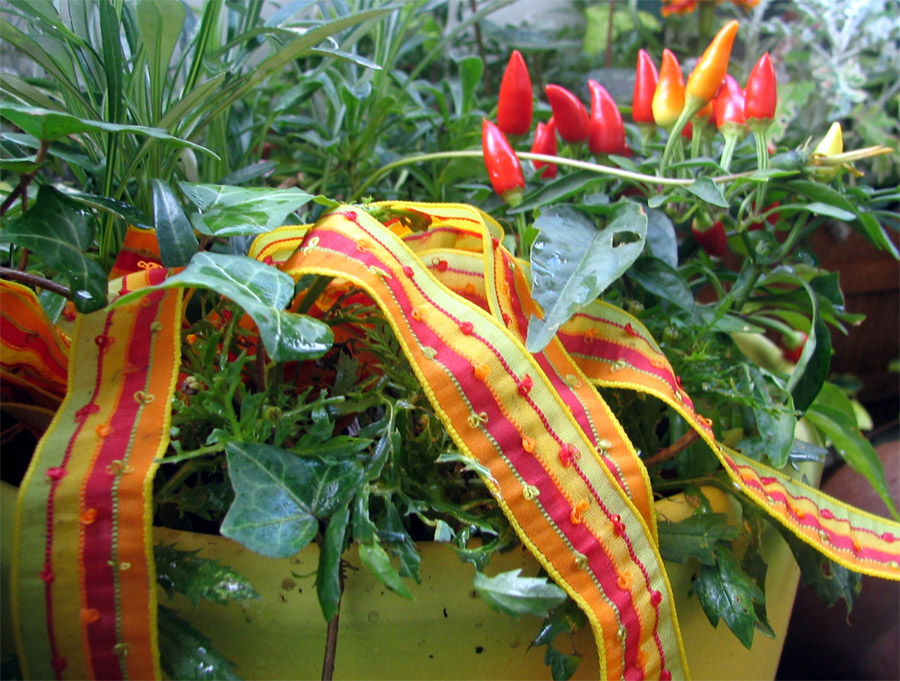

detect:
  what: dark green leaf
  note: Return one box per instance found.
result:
[627,256,697,315]
[154,543,259,605]
[0,104,213,155]
[473,568,567,619]
[220,441,365,557]
[358,540,412,599]
[533,599,587,647]
[750,405,796,468]
[527,203,647,352]
[644,207,677,267]
[179,183,313,236]
[805,383,899,520]
[657,513,739,565]
[544,645,581,681]
[856,211,899,258]
[382,502,421,582]
[458,55,483,114]
[786,180,857,215]
[779,530,861,609]
[54,187,153,229]
[693,545,766,649]
[685,177,728,208]
[0,185,107,312]
[152,179,199,267]
[157,605,241,680]
[317,506,349,621]
[98,0,125,124]
[510,170,605,214]
[218,161,278,186]
[113,251,333,361]
[789,312,831,415]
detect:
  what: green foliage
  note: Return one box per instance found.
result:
[154,543,259,606]
[658,513,740,566]
[473,569,568,619]
[157,605,242,681]
[532,600,588,681]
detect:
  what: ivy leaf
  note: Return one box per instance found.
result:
[533,599,587,647]
[316,506,350,622]
[692,545,766,649]
[473,568,567,619]
[0,185,107,312]
[804,383,899,520]
[220,441,365,558]
[544,645,581,681]
[157,605,241,680]
[179,183,314,236]
[54,186,153,229]
[381,502,421,582]
[527,203,647,352]
[358,540,412,599]
[657,513,739,565]
[112,251,333,361]
[779,529,861,610]
[154,543,259,606]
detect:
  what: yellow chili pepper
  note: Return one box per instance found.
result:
[652,49,685,129]
[685,20,739,108]
[812,122,843,180]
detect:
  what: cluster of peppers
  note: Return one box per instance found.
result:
[480,18,854,364]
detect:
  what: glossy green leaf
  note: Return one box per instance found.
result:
[157,605,241,680]
[113,251,332,361]
[511,170,605,214]
[218,161,278,186]
[627,256,697,315]
[316,506,349,621]
[644,206,678,267]
[685,176,728,208]
[751,405,796,468]
[805,383,899,520]
[789,312,831,415]
[0,185,107,312]
[221,441,365,558]
[657,513,739,565]
[693,545,766,649]
[527,203,647,352]
[98,0,125,124]
[544,646,581,681]
[358,540,412,599]
[179,183,313,236]
[55,186,153,229]
[803,202,856,221]
[856,211,899,257]
[473,568,567,619]
[382,503,421,582]
[154,543,259,605]
[0,104,214,155]
[152,179,199,267]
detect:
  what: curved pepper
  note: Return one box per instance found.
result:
[481,118,525,204]
[652,49,685,128]
[545,84,590,143]
[744,52,777,122]
[587,80,627,155]
[632,49,659,125]
[812,121,844,180]
[530,118,558,179]
[685,19,739,109]
[497,50,533,136]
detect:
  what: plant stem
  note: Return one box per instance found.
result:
[644,430,700,467]
[0,139,49,217]
[321,566,344,681]
[0,267,72,299]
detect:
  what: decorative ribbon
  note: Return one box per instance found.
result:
[7,203,899,681]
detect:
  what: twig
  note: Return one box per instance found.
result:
[644,430,700,467]
[321,565,344,681]
[0,139,49,217]
[0,266,72,299]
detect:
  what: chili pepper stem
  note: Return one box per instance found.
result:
[720,133,739,172]
[638,124,655,156]
[515,212,529,257]
[749,119,771,216]
[659,95,704,175]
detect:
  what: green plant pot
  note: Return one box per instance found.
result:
[151,486,805,681]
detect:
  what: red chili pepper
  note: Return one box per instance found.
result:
[545,84,590,143]
[482,118,525,204]
[497,50,533,136]
[692,218,728,257]
[715,74,746,129]
[587,80,626,155]
[632,49,659,125]
[747,200,780,231]
[652,49,685,128]
[530,118,558,179]
[744,52,777,121]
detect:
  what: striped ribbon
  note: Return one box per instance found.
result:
[8,203,899,681]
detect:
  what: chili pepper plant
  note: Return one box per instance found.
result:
[1,3,899,680]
